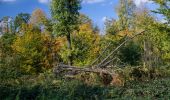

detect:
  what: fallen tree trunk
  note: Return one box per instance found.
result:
[53,64,125,86]
[54,64,115,76]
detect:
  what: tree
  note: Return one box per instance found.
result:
[0,33,19,80]
[12,24,61,74]
[116,0,136,31]
[79,14,100,34]
[151,0,170,65]
[44,19,53,33]
[51,0,81,65]
[1,16,14,33]
[105,0,136,36]
[29,9,53,33]
[0,33,16,61]
[30,8,47,28]
[153,0,170,24]
[134,7,170,67]
[71,15,100,66]
[14,13,30,30]
[119,41,142,66]
[12,24,43,74]
[152,0,170,36]
[105,18,119,35]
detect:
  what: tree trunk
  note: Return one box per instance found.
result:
[6,22,9,33]
[143,39,152,68]
[67,33,73,65]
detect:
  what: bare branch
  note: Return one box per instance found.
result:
[96,30,146,67]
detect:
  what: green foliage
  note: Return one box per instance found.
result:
[0,33,20,80]
[116,0,136,30]
[12,24,44,74]
[1,73,170,100]
[51,0,81,65]
[119,42,142,66]
[14,13,30,30]
[10,24,60,74]
[51,0,81,36]
[30,8,48,28]
[105,19,119,35]
[72,23,100,66]
[0,33,16,55]
[153,0,170,24]
[1,1,170,100]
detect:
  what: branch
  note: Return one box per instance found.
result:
[98,57,117,68]
[96,30,146,67]
[90,35,127,66]
[90,42,112,66]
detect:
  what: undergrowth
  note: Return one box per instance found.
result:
[0,75,170,100]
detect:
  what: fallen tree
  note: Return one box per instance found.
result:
[53,31,146,85]
[54,64,125,86]
[54,64,115,76]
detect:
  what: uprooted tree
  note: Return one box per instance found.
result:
[54,30,146,85]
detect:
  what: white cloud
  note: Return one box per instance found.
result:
[83,0,105,4]
[102,16,107,22]
[1,0,16,2]
[133,0,149,6]
[38,0,50,4]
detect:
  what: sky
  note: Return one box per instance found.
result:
[0,0,158,32]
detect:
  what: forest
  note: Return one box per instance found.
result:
[0,0,170,99]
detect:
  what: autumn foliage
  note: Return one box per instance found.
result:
[0,0,170,99]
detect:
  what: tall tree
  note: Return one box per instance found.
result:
[14,13,30,30]
[1,16,14,33]
[134,7,170,67]
[153,0,170,24]
[29,8,47,28]
[105,18,119,35]
[71,14,100,66]
[51,0,81,65]
[12,24,61,74]
[106,0,136,36]
[117,0,136,31]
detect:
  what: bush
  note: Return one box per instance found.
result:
[1,72,170,100]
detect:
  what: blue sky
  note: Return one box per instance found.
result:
[0,0,157,31]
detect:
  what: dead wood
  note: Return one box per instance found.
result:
[53,31,146,78]
[54,64,115,76]
[95,30,146,67]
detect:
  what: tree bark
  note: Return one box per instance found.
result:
[67,33,73,65]
[54,64,114,76]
